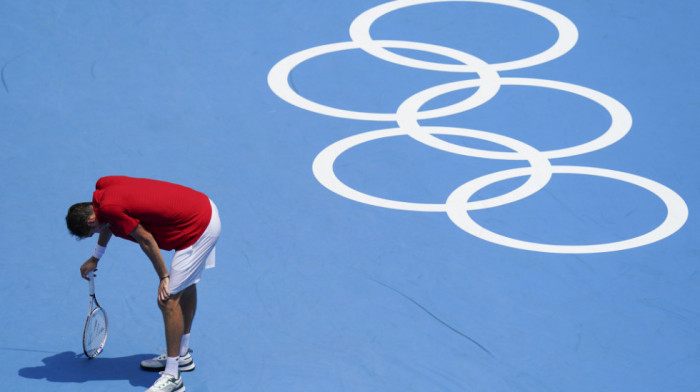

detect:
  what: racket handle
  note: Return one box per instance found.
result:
[88,270,96,296]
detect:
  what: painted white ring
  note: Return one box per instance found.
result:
[349,0,578,72]
[397,77,633,159]
[312,126,552,212]
[445,165,689,253]
[267,40,500,122]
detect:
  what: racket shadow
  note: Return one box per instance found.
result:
[19,351,158,388]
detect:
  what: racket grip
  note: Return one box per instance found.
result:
[88,270,96,295]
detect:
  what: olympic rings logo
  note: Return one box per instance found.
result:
[268,0,688,253]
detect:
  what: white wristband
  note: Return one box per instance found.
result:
[93,244,106,260]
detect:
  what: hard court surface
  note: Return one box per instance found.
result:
[1,1,698,391]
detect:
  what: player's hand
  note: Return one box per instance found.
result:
[80,257,99,280]
[157,277,170,306]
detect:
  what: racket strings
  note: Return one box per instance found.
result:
[84,309,107,357]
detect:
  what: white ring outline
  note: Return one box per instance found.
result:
[445,165,689,253]
[269,1,688,253]
[349,0,578,72]
[313,126,552,212]
[397,77,633,159]
[267,40,501,122]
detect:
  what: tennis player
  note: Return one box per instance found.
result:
[66,176,221,392]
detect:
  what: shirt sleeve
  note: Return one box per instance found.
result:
[98,203,140,237]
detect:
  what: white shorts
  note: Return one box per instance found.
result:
[169,200,221,294]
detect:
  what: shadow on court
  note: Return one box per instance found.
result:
[19,351,156,387]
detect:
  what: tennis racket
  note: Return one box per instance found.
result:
[82,270,108,358]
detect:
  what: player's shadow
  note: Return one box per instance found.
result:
[19,351,157,387]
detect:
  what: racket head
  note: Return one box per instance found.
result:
[83,306,108,358]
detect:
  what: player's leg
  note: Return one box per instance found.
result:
[141,287,195,373]
[178,284,197,360]
[159,291,184,360]
[141,271,201,373]
[180,284,197,335]
[145,292,186,392]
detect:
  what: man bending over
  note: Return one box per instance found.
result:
[66,176,221,392]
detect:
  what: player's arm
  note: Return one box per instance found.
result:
[129,224,171,304]
[80,227,113,280]
[97,228,112,247]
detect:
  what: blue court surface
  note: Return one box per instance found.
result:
[1,1,698,391]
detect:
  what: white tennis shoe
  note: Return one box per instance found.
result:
[146,372,185,392]
[141,349,195,372]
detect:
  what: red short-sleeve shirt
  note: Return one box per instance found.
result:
[92,176,212,251]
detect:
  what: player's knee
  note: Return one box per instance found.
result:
[158,297,176,311]
[158,292,183,311]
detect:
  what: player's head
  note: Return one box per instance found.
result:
[66,202,96,239]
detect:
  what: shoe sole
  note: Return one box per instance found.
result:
[145,379,186,392]
[140,363,196,372]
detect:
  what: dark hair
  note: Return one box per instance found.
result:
[66,202,94,239]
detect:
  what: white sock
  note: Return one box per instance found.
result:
[164,356,179,377]
[179,334,191,357]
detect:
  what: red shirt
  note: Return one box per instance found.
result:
[92,176,212,251]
